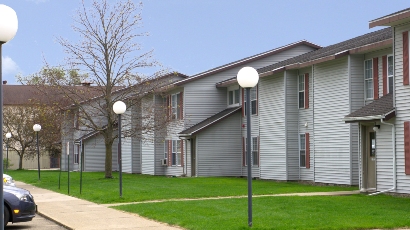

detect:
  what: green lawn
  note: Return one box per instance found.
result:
[114,195,410,230]
[7,170,357,204]
[13,170,410,229]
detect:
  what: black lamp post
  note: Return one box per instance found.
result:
[33,124,41,181]
[0,4,18,229]
[5,133,11,172]
[113,100,126,197]
[237,66,259,227]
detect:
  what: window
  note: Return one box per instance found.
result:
[228,89,240,105]
[298,75,304,108]
[244,137,259,166]
[365,59,373,99]
[299,134,306,167]
[387,55,394,94]
[164,142,168,160]
[172,140,181,166]
[74,144,80,164]
[244,87,257,115]
[168,92,182,120]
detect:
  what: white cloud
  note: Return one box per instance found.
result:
[2,56,21,76]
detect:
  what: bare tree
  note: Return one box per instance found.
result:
[20,0,174,178]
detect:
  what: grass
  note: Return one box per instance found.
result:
[7,170,357,204]
[114,195,410,230]
[15,170,410,229]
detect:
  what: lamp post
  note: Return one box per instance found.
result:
[113,101,126,197]
[5,133,11,172]
[0,4,18,229]
[33,124,41,181]
[237,66,259,227]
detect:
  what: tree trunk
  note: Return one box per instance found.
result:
[19,154,23,170]
[104,142,113,178]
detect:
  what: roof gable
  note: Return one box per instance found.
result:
[369,8,410,28]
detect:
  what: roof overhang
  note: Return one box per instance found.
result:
[369,9,410,28]
[259,39,392,78]
[343,109,396,123]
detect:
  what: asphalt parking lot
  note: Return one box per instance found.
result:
[5,214,67,230]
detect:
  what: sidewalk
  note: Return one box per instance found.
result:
[15,181,183,230]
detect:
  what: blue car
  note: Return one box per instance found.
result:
[4,186,36,227]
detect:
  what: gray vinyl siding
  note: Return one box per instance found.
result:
[313,57,352,185]
[259,72,287,180]
[141,96,155,175]
[298,67,314,181]
[131,104,141,173]
[394,23,410,193]
[285,70,300,180]
[349,54,365,185]
[84,135,118,172]
[61,111,75,171]
[241,87,260,177]
[196,112,242,176]
[376,123,394,191]
[184,45,317,129]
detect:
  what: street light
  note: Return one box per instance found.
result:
[0,4,18,229]
[113,100,126,197]
[237,66,259,227]
[5,133,11,172]
[33,124,41,181]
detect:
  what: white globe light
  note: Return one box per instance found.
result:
[0,4,18,43]
[113,101,126,114]
[5,133,11,139]
[33,124,41,132]
[237,66,259,88]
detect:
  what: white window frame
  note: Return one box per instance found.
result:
[171,93,181,120]
[245,137,259,166]
[172,140,181,166]
[74,144,79,164]
[164,141,168,160]
[228,86,240,106]
[244,87,257,115]
[387,54,394,94]
[299,134,306,168]
[364,59,373,100]
[298,75,304,109]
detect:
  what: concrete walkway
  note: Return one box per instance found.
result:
[16,181,183,230]
[15,181,361,230]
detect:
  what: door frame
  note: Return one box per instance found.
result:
[360,124,377,192]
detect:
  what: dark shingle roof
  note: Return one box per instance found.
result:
[258,27,392,75]
[369,8,410,28]
[344,93,395,122]
[179,106,242,136]
[175,40,321,86]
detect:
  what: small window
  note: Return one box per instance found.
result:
[244,87,257,115]
[244,137,259,166]
[298,75,304,108]
[164,141,168,159]
[387,55,394,94]
[170,92,181,120]
[299,134,306,167]
[364,59,373,99]
[74,144,80,164]
[172,140,181,166]
[228,89,240,106]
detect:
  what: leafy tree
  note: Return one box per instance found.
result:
[3,103,62,169]
[20,0,171,178]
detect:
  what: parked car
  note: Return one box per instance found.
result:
[4,186,36,226]
[3,174,15,187]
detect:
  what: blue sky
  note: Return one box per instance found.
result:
[1,0,409,84]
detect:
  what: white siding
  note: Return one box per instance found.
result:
[393,24,410,193]
[259,72,287,180]
[285,70,299,180]
[84,135,118,172]
[376,122,394,191]
[196,112,242,176]
[141,96,155,175]
[313,57,352,185]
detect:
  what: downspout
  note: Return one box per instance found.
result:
[369,119,396,195]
